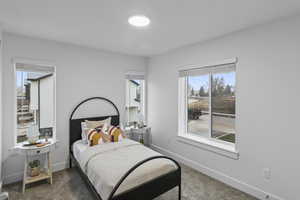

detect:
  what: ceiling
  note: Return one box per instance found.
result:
[0,0,300,56]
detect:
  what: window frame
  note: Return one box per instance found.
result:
[125,71,146,126]
[178,58,239,159]
[13,58,57,145]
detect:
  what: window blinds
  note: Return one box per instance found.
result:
[125,71,145,80]
[16,63,55,73]
[179,60,236,77]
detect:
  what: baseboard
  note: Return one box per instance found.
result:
[3,161,67,185]
[52,161,68,172]
[151,144,284,200]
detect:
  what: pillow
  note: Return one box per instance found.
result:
[87,129,111,146]
[81,122,89,143]
[101,122,110,134]
[85,117,111,129]
[107,126,126,142]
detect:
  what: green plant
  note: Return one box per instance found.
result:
[29,160,40,168]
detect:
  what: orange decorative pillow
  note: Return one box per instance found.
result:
[87,129,111,146]
[107,126,126,142]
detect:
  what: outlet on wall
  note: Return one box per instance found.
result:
[263,168,271,181]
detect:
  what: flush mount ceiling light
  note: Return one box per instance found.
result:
[128,15,150,27]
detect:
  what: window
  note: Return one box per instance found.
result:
[125,72,145,126]
[15,63,56,143]
[179,60,236,149]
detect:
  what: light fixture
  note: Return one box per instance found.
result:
[128,15,150,27]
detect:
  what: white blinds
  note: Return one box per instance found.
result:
[125,71,145,80]
[179,61,236,77]
[16,63,55,73]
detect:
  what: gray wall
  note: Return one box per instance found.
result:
[2,33,146,183]
[147,16,300,200]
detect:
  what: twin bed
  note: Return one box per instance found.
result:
[69,97,181,200]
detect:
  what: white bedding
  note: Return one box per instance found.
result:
[73,140,88,162]
[72,139,177,200]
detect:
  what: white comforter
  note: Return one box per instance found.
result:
[77,139,177,200]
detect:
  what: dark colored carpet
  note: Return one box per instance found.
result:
[3,164,257,200]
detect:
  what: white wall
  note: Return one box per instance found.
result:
[0,25,3,189]
[147,15,300,200]
[2,33,146,184]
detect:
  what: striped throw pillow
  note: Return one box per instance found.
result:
[87,129,111,146]
[107,126,126,142]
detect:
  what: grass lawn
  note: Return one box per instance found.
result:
[218,133,235,143]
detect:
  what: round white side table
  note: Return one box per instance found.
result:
[14,139,58,193]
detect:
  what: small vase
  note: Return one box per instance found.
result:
[30,167,40,177]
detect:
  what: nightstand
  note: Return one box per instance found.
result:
[126,127,151,147]
[14,139,58,193]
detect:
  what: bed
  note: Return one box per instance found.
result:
[69,97,181,200]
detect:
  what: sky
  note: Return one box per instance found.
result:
[17,71,49,88]
[16,71,27,88]
[188,71,235,91]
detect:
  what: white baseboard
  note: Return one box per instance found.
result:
[53,161,68,172]
[3,161,67,185]
[151,144,284,200]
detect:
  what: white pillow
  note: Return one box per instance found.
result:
[81,122,89,143]
[85,117,111,129]
[102,122,109,134]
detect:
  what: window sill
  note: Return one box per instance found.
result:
[177,134,239,159]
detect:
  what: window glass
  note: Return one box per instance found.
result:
[16,67,55,143]
[187,75,210,138]
[182,64,236,144]
[125,79,145,126]
[211,71,236,143]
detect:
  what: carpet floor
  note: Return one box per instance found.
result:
[3,164,257,200]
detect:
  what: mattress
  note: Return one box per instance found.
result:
[72,139,177,200]
[72,140,88,162]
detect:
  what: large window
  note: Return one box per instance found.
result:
[179,61,236,146]
[15,63,56,143]
[125,72,145,126]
